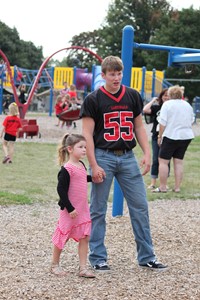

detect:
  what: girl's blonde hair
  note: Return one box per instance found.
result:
[9,102,19,116]
[56,95,62,103]
[57,133,86,165]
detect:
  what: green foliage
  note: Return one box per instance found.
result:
[65,30,103,70]
[145,7,200,100]
[0,21,44,68]
[67,0,171,67]
[1,1,200,100]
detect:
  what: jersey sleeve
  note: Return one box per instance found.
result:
[57,167,75,213]
[131,89,144,117]
[79,90,98,119]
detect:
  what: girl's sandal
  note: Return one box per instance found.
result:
[79,267,96,278]
[50,264,67,277]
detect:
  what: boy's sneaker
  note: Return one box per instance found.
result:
[93,262,110,272]
[139,260,168,271]
[2,156,10,164]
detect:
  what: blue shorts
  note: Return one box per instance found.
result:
[159,137,192,160]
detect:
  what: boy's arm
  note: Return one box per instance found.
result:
[134,114,151,175]
[82,117,106,182]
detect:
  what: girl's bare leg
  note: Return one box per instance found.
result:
[8,141,15,160]
[2,140,8,157]
[52,245,62,265]
[50,245,67,276]
[78,236,89,268]
[78,236,95,278]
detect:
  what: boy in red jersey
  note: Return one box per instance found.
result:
[0,102,22,163]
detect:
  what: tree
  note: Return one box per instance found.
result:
[0,21,44,69]
[145,8,200,100]
[60,0,171,68]
[63,30,104,70]
[98,0,171,63]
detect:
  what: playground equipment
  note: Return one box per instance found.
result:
[0,46,103,137]
[18,119,40,139]
[112,25,200,217]
[58,105,81,122]
[58,64,106,122]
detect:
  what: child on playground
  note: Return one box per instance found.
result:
[50,133,96,278]
[0,102,22,164]
[54,95,63,126]
[60,94,71,128]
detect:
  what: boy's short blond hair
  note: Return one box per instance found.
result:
[9,102,19,116]
[168,85,183,99]
[101,56,124,74]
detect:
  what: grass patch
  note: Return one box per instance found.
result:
[0,191,32,205]
[0,142,59,205]
[0,136,199,206]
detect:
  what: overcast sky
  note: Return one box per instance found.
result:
[0,0,199,61]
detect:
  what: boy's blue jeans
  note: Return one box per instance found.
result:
[89,148,156,266]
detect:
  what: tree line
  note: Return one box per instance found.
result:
[1,0,200,100]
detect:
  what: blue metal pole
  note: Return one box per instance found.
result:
[112,25,134,217]
[141,66,146,99]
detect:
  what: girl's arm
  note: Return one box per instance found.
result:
[0,126,5,138]
[57,167,75,213]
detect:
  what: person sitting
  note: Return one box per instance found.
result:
[67,84,77,99]
[60,82,69,96]
[54,95,63,127]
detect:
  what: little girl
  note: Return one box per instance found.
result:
[0,102,22,164]
[51,133,95,278]
[54,95,63,127]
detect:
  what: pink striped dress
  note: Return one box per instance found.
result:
[52,162,91,249]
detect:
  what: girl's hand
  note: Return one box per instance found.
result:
[69,209,78,219]
[92,165,106,183]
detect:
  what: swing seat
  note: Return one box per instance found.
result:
[18,119,41,138]
[58,106,81,121]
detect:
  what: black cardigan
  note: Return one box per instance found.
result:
[57,161,92,213]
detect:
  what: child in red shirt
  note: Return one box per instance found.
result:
[0,102,22,164]
[54,95,63,126]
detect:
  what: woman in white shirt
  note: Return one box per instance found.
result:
[153,85,194,193]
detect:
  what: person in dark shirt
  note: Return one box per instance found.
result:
[143,89,169,189]
[80,55,168,272]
